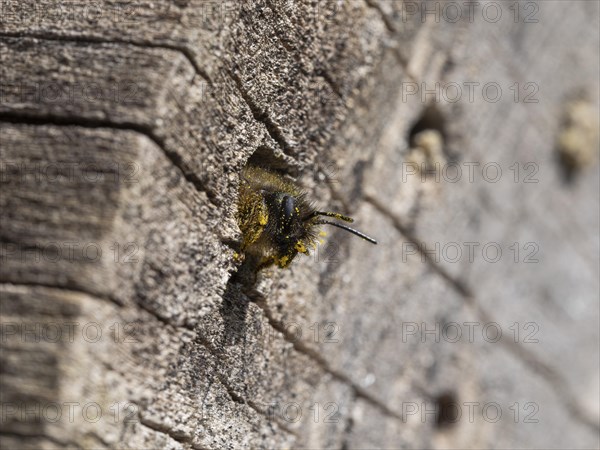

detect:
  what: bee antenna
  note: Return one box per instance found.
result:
[306,211,354,223]
[315,220,377,245]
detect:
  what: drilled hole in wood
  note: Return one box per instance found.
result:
[435,392,460,429]
[409,105,447,147]
[555,99,599,184]
[246,145,298,176]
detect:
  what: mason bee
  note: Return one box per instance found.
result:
[237,165,377,270]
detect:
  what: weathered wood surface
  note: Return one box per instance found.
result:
[1,1,598,449]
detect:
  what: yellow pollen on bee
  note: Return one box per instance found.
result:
[278,255,289,266]
[319,231,327,237]
[294,240,307,254]
[259,213,268,226]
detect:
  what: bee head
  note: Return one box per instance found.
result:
[264,191,377,269]
[237,164,376,270]
[265,192,312,253]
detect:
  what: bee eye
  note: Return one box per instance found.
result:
[282,195,295,223]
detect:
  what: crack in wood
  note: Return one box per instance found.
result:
[228,71,294,156]
[339,391,357,450]
[124,307,300,440]
[0,431,78,448]
[212,370,301,439]
[365,194,472,298]
[0,32,212,85]
[364,196,600,434]
[363,0,399,34]
[473,301,600,434]
[0,281,302,440]
[253,297,407,422]
[138,415,196,448]
[136,260,412,427]
[0,113,219,206]
[362,0,414,71]
[263,0,346,101]
[0,279,124,309]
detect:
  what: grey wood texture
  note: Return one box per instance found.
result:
[1,1,598,449]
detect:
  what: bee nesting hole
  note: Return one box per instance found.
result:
[406,106,450,177]
[555,98,599,184]
[409,105,447,148]
[434,391,460,429]
[245,145,299,176]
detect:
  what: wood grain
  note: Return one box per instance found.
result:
[1,1,598,448]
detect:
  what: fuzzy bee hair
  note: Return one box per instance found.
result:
[237,165,376,270]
